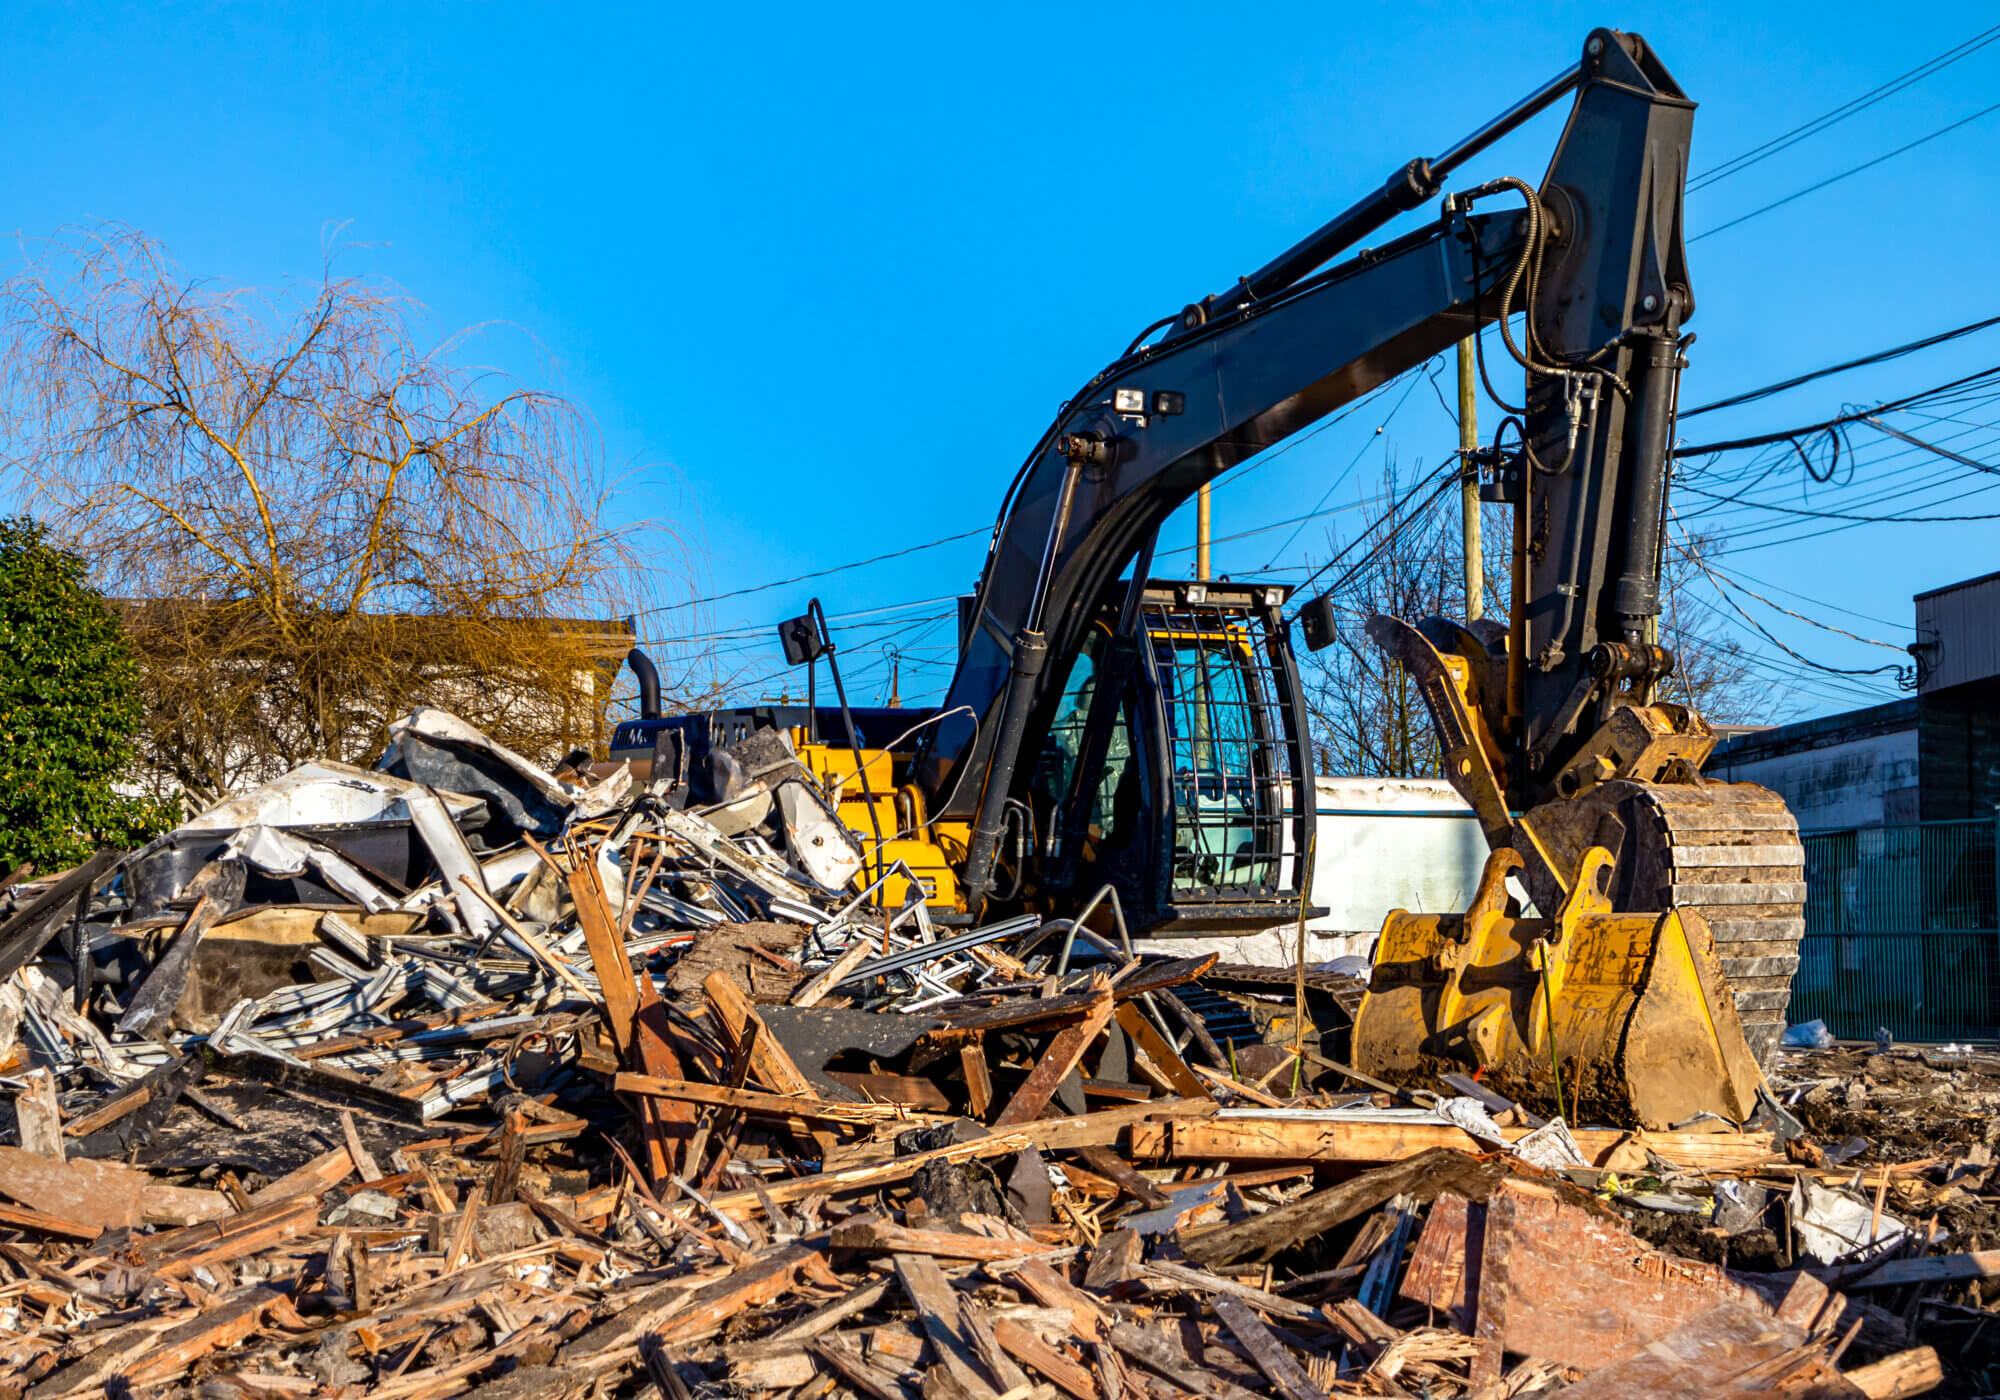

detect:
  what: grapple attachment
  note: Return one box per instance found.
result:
[1353,846,1764,1129]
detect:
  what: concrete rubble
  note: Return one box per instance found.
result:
[0,709,1986,1397]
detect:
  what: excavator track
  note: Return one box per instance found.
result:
[1578,779,1807,1068]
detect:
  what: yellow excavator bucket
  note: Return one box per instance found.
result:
[1353,846,1764,1130]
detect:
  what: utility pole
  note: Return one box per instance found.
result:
[1196,482,1212,579]
[1457,336,1483,621]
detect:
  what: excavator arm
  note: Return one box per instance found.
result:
[916,28,1699,916]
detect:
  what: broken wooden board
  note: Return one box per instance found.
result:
[992,990,1113,1126]
[1461,1178,1772,1381]
[991,1315,1098,1400]
[703,970,837,1158]
[894,1252,1003,1400]
[563,1243,814,1360]
[123,1286,282,1387]
[1551,1300,1853,1400]
[1180,1147,1506,1268]
[1107,1320,1266,1400]
[697,1097,1217,1220]
[0,1144,146,1229]
[1399,1191,1482,1329]
[1212,1295,1326,1400]
[916,956,1216,1045]
[833,1219,1060,1262]
[614,1072,953,1124]
[1134,1110,1779,1173]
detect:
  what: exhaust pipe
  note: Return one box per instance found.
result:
[625,647,662,720]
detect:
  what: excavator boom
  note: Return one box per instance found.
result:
[918,29,1716,924]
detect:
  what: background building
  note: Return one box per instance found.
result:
[1713,571,1998,1041]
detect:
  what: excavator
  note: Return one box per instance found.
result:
[610,28,1807,1128]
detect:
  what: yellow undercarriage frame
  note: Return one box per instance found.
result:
[1353,847,1764,1129]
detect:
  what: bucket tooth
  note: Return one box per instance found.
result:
[1353,845,1765,1129]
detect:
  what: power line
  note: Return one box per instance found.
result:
[1680,313,2000,419]
[1259,370,1426,568]
[1689,22,2000,192]
[1692,554,1908,652]
[640,594,959,647]
[633,527,987,618]
[1676,363,2000,456]
[1690,97,2000,244]
[1286,466,1461,613]
[1674,517,1910,682]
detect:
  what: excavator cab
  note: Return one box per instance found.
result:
[1024,579,1313,932]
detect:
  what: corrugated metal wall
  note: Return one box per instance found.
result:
[1916,571,2000,693]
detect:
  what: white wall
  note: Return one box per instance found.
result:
[1133,775,1486,967]
[1718,727,1920,831]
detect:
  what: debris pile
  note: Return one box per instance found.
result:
[0,709,1987,1397]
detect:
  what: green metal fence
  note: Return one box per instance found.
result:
[1789,817,2000,1042]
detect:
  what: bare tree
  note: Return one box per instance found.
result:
[1659,527,1758,723]
[1298,463,1493,777]
[1299,464,1755,778]
[1,225,678,804]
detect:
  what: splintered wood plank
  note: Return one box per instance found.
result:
[992,1316,1101,1400]
[703,969,837,1159]
[60,1081,152,1139]
[1144,1262,1318,1323]
[809,1334,912,1400]
[1107,1322,1266,1400]
[340,1110,384,1183]
[1114,1001,1211,1100]
[894,1252,1001,1400]
[1846,1347,1945,1400]
[138,1193,319,1273]
[573,855,691,1181]
[1152,1114,1779,1174]
[614,1072,950,1123]
[248,1145,355,1204]
[123,1286,281,1386]
[918,956,1217,1043]
[827,1069,954,1110]
[699,1097,1216,1217]
[834,1219,1059,1262]
[791,937,875,1007]
[0,1144,143,1228]
[1180,1147,1503,1268]
[956,1296,1031,1394]
[961,1041,994,1118]
[0,1200,99,1241]
[563,1244,813,1361]
[702,972,811,1096]
[1075,1144,1170,1208]
[1212,1296,1325,1400]
[1471,1178,1768,1380]
[992,991,1114,1126]
[1399,1191,1481,1328]
[139,1182,232,1227]
[570,860,639,1049]
[761,1277,894,1345]
[1004,1257,1112,1339]
[632,959,694,1179]
[1553,1300,1814,1399]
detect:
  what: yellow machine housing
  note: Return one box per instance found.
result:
[793,736,968,913]
[1354,846,1764,1129]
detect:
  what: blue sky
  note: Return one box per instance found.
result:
[7,2,1998,720]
